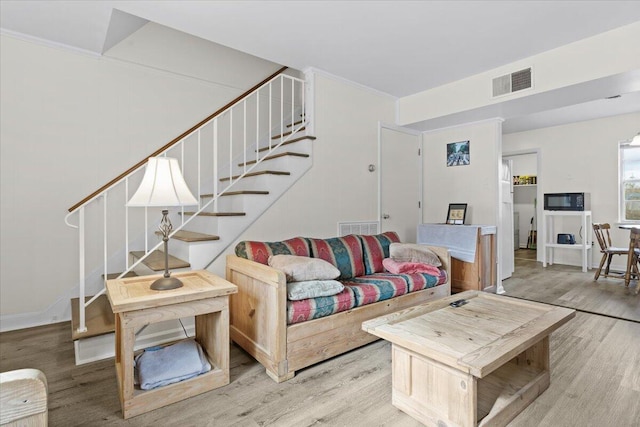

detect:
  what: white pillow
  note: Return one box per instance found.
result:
[389,243,442,267]
[268,255,340,282]
[286,280,345,301]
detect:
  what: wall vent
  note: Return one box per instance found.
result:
[338,221,380,236]
[492,67,532,97]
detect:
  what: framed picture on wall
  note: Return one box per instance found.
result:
[447,140,470,166]
[446,203,467,225]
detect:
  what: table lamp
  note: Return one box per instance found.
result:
[127,157,199,290]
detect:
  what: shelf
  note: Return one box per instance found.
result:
[544,243,587,249]
[542,210,591,216]
[542,210,592,273]
[514,184,537,188]
[107,270,237,419]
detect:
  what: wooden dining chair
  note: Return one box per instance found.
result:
[592,223,629,280]
[624,227,640,292]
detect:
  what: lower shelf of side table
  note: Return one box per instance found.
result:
[116,354,229,419]
[108,271,236,419]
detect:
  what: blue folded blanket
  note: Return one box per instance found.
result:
[134,339,211,390]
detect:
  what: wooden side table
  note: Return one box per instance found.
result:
[106,270,237,419]
[417,224,497,293]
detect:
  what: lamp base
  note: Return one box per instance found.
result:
[150,276,184,291]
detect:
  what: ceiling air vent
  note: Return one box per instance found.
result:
[492,67,532,97]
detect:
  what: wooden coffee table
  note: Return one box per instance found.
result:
[362,291,575,427]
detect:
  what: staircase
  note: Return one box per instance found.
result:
[65,69,315,364]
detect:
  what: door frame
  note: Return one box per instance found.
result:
[500,158,515,281]
[502,148,543,263]
[378,122,423,233]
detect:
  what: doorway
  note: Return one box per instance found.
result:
[379,123,422,243]
[502,150,542,270]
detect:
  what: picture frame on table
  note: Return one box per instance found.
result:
[447,203,467,225]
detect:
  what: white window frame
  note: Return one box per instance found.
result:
[618,141,640,223]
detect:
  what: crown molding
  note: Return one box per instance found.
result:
[0,27,102,58]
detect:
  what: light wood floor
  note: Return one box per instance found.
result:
[505,249,640,322]
[0,314,638,425]
[514,248,538,261]
[1,255,638,426]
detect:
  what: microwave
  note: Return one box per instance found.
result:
[544,192,591,211]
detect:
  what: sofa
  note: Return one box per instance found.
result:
[226,232,451,382]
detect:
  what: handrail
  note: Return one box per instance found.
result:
[67,65,288,212]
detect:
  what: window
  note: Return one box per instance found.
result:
[619,142,640,222]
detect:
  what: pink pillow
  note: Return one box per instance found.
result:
[382,258,441,276]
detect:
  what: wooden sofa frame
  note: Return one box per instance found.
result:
[0,368,48,426]
[226,245,451,382]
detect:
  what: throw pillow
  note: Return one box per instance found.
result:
[286,280,345,301]
[382,258,441,276]
[359,231,401,275]
[268,255,340,282]
[307,235,365,280]
[235,237,310,265]
[389,243,442,267]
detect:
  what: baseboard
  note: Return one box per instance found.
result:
[0,296,74,332]
[0,277,102,333]
[0,247,129,332]
[484,285,502,294]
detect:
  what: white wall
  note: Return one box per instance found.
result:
[511,154,537,178]
[503,112,640,269]
[0,32,396,326]
[235,72,396,239]
[422,120,501,226]
[508,153,538,247]
[208,73,397,275]
[0,30,279,320]
[398,22,640,125]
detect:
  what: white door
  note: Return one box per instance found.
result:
[380,126,421,243]
[500,159,515,279]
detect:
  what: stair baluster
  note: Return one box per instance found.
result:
[65,72,312,339]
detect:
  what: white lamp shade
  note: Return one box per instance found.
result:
[127,157,198,207]
[632,132,640,146]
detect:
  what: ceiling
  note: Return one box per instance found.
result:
[2,1,640,133]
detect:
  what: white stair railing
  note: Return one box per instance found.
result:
[65,73,308,334]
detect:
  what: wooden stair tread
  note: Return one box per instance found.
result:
[257,135,316,153]
[182,211,246,217]
[104,271,138,280]
[272,126,305,139]
[130,250,190,271]
[221,190,269,196]
[200,190,269,198]
[239,151,309,167]
[154,230,220,242]
[286,120,304,128]
[220,170,290,182]
[71,295,114,340]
